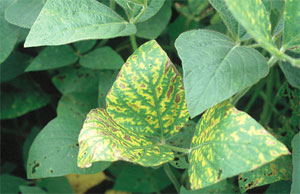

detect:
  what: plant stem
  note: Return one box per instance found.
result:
[260,69,274,125]
[130,34,138,51]
[163,163,180,193]
[267,55,278,68]
[161,144,190,154]
[133,3,147,24]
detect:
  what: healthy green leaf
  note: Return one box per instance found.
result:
[188,101,290,189]
[26,45,78,72]
[79,47,124,70]
[0,76,50,119]
[280,52,300,89]
[209,0,248,41]
[78,40,189,168]
[136,0,172,39]
[225,0,282,57]
[291,132,300,194]
[23,127,41,167]
[24,0,136,47]
[37,177,74,193]
[19,186,47,194]
[238,156,292,192]
[0,174,27,194]
[265,181,292,194]
[4,0,46,28]
[180,179,239,194]
[0,0,19,63]
[51,66,102,94]
[283,0,300,49]
[73,40,97,54]
[175,30,268,117]
[113,165,172,193]
[188,0,208,16]
[0,51,31,83]
[115,0,165,23]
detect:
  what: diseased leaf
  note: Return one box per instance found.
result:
[238,156,292,192]
[0,76,50,119]
[24,0,136,47]
[291,132,300,194]
[209,0,248,41]
[79,47,124,70]
[283,0,300,49]
[78,40,189,168]
[4,0,45,28]
[0,51,31,83]
[225,0,282,57]
[115,0,165,23]
[26,45,78,72]
[0,0,20,63]
[66,172,106,194]
[175,30,268,117]
[136,0,172,39]
[188,101,290,190]
[113,165,172,193]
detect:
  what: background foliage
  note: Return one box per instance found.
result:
[0,0,299,193]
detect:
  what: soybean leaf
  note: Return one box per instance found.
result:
[19,186,47,194]
[0,51,31,83]
[280,51,300,89]
[238,156,292,192]
[37,177,73,193]
[225,0,282,57]
[188,0,208,17]
[51,66,102,94]
[188,101,290,190]
[24,0,136,47]
[78,40,189,168]
[0,76,50,119]
[4,0,46,28]
[208,0,248,41]
[265,181,292,194]
[23,127,41,167]
[79,47,124,70]
[283,0,300,50]
[113,165,172,193]
[73,40,97,54]
[136,0,172,39]
[291,132,300,194]
[175,30,268,117]
[180,179,239,194]
[98,70,118,108]
[115,0,165,23]
[66,172,106,194]
[0,174,27,194]
[26,45,78,72]
[0,0,19,63]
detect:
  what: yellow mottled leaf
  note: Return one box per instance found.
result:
[66,172,106,194]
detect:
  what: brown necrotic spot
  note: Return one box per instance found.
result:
[132,55,137,60]
[124,135,132,142]
[50,169,54,173]
[32,162,40,174]
[119,83,126,89]
[141,83,146,88]
[167,86,174,99]
[175,94,181,103]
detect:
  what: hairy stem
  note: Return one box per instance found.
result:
[161,144,190,154]
[130,34,138,51]
[163,163,180,193]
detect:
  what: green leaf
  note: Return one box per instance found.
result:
[280,52,300,89]
[209,0,248,40]
[265,181,292,194]
[24,0,136,47]
[4,0,45,28]
[283,0,300,49]
[136,0,172,39]
[78,40,189,168]
[37,177,74,193]
[0,76,50,119]
[175,29,268,118]
[188,101,290,190]
[180,179,239,194]
[0,174,27,194]
[238,156,292,192]
[115,0,165,23]
[23,127,41,167]
[73,40,97,54]
[0,0,19,63]
[26,45,78,72]
[225,0,282,57]
[113,165,172,193]
[291,132,300,194]
[51,66,102,94]
[0,51,31,83]
[188,0,209,16]
[19,186,47,194]
[79,47,124,70]
[98,70,118,108]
